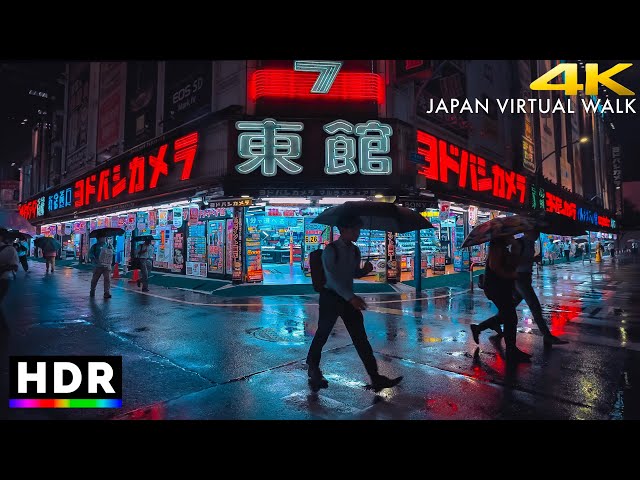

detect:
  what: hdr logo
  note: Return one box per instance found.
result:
[9,356,123,408]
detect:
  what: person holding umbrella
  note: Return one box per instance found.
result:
[88,233,114,299]
[136,237,154,292]
[0,229,19,330]
[43,240,58,273]
[306,214,404,393]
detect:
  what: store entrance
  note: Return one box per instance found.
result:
[250,206,307,285]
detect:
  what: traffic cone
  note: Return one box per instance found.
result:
[128,269,140,283]
[112,263,120,279]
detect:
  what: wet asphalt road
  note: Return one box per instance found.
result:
[1,255,639,420]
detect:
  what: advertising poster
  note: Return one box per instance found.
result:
[124,61,158,149]
[173,208,183,228]
[117,216,126,228]
[66,62,90,173]
[434,253,446,274]
[385,231,398,283]
[468,206,478,227]
[97,62,125,159]
[97,217,106,228]
[167,209,174,225]
[189,208,199,226]
[245,216,263,283]
[110,216,119,228]
[159,209,168,226]
[187,223,207,277]
[231,208,243,282]
[126,214,136,231]
[439,202,451,222]
[64,224,72,235]
[163,61,212,131]
[207,220,225,273]
[73,222,86,234]
[90,219,97,232]
[226,219,234,275]
[186,261,207,278]
[148,210,157,229]
[172,233,185,273]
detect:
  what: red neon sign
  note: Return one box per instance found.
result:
[249,70,385,104]
[416,130,527,204]
[545,192,576,220]
[73,132,199,209]
[19,200,38,220]
[598,215,611,228]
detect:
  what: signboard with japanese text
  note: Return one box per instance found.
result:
[226,117,412,196]
[231,207,243,283]
[385,231,398,283]
[612,145,622,216]
[416,129,528,210]
[19,119,223,221]
[531,184,616,231]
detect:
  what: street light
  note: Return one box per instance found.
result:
[535,136,589,175]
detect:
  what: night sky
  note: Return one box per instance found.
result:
[1,60,639,179]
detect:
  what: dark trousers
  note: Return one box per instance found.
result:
[513,272,551,337]
[306,289,379,378]
[478,288,518,352]
[564,250,570,261]
[19,256,28,272]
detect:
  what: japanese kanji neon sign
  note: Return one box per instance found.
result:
[532,185,615,229]
[73,132,199,208]
[235,119,393,177]
[416,129,527,205]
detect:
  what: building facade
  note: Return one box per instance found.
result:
[18,60,620,284]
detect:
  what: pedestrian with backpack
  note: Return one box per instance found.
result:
[88,234,114,299]
[0,229,19,330]
[306,214,403,393]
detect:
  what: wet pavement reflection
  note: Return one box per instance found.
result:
[2,255,640,420]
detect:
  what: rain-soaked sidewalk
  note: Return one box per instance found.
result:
[2,255,639,420]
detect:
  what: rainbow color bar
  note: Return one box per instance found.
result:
[10,399,122,408]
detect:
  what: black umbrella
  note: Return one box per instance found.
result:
[574,238,589,244]
[531,212,586,237]
[89,227,125,238]
[461,215,537,248]
[3,229,32,241]
[311,201,433,233]
[34,236,61,251]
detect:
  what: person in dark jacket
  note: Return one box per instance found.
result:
[470,237,531,363]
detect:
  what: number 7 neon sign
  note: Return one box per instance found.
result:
[294,60,343,94]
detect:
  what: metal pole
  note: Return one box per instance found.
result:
[414,229,422,293]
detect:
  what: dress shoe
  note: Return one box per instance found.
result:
[308,367,329,392]
[368,374,403,393]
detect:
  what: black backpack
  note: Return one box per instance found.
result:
[309,244,337,292]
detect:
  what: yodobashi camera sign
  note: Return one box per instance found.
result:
[9,356,123,408]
